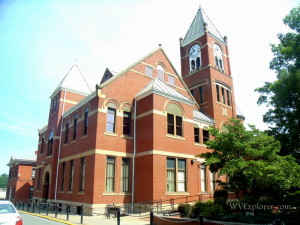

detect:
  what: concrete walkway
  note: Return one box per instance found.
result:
[20,211,150,225]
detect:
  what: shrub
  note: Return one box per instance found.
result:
[177,203,191,217]
[190,201,225,218]
[214,189,228,206]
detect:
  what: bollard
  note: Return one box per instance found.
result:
[199,216,204,225]
[117,208,120,225]
[80,205,84,224]
[55,203,58,218]
[150,210,153,225]
[66,205,69,221]
[46,203,49,216]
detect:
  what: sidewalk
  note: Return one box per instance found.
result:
[21,210,150,225]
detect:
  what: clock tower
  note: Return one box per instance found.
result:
[180,7,237,128]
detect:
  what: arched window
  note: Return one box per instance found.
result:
[166,103,183,136]
[214,44,224,72]
[157,65,164,81]
[189,44,201,72]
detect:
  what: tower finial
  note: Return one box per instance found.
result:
[198,2,202,10]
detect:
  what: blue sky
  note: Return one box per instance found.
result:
[0,0,298,174]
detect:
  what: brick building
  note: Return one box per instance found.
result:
[33,7,241,214]
[6,158,36,201]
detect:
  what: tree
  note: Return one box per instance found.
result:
[256,7,300,160]
[201,119,300,201]
[0,174,8,188]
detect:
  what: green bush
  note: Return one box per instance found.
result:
[177,203,191,217]
[213,189,228,206]
[190,201,225,218]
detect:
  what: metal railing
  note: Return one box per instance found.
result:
[14,200,84,224]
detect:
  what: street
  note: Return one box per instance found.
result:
[21,213,66,225]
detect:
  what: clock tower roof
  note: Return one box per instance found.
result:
[181,7,224,47]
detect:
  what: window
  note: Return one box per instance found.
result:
[73,117,78,140]
[106,107,116,133]
[68,160,74,191]
[41,138,44,153]
[84,108,88,135]
[210,172,216,192]
[168,75,175,85]
[203,129,209,143]
[167,158,186,192]
[123,111,131,135]
[167,158,176,192]
[106,157,115,192]
[79,158,86,192]
[226,90,231,106]
[191,89,194,97]
[189,44,201,72]
[194,127,200,143]
[214,44,224,72]
[61,162,65,191]
[216,85,220,102]
[37,168,41,190]
[167,114,175,135]
[166,103,183,136]
[221,87,226,104]
[200,165,207,192]
[47,138,53,156]
[145,66,153,77]
[122,158,130,192]
[157,65,164,80]
[64,123,69,143]
[177,159,186,192]
[199,86,204,104]
[176,116,183,136]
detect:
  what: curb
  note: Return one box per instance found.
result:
[20,210,76,225]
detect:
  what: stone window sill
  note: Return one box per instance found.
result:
[216,101,232,108]
[80,135,88,139]
[78,191,85,195]
[104,132,117,137]
[194,143,206,147]
[166,134,185,140]
[121,135,133,140]
[102,192,131,196]
[166,192,190,196]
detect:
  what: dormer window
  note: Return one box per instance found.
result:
[157,65,164,81]
[214,44,224,72]
[189,44,201,73]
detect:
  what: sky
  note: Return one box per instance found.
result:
[0,0,298,174]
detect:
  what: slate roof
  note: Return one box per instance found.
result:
[100,68,114,84]
[7,158,36,167]
[51,64,92,97]
[136,78,194,105]
[193,110,214,124]
[182,7,224,46]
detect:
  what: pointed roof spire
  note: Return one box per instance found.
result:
[182,6,224,47]
[52,64,92,97]
[100,68,114,84]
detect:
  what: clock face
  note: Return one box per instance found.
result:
[189,44,200,57]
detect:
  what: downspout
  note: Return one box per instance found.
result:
[131,98,137,212]
[54,88,66,201]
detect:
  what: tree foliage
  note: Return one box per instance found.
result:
[0,174,8,188]
[256,7,300,159]
[201,119,300,200]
